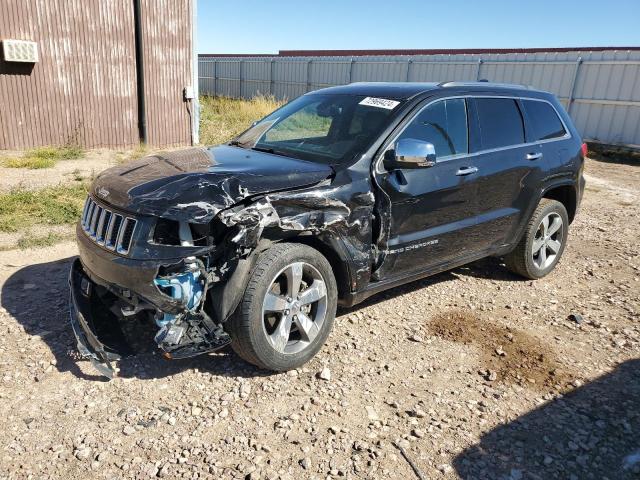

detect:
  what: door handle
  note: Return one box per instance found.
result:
[456,166,479,176]
[526,152,543,161]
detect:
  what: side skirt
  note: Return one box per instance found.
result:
[339,246,504,308]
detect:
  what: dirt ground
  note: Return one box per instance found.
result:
[0,156,638,480]
[0,149,118,192]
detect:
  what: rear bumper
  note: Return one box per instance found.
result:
[69,258,120,378]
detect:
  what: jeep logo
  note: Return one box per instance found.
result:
[97,187,110,199]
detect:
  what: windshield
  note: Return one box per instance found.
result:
[231,94,403,164]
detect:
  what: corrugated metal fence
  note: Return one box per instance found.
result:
[0,0,194,150]
[199,50,640,148]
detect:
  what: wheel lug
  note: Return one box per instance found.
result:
[284,309,290,315]
[286,297,292,302]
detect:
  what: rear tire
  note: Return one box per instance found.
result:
[226,243,337,371]
[504,199,569,280]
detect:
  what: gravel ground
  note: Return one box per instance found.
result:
[0,157,638,480]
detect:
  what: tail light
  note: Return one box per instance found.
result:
[581,143,588,158]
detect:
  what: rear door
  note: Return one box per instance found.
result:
[374,97,482,279]
[520,98,573,172]
[468,96,550,251]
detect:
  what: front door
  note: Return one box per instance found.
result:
[374,97,482,279]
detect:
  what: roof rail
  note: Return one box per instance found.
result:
[438,81,533,89]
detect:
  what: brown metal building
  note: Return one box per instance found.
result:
[0,0,197,150]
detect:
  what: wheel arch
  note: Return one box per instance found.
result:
[541,183,578,223]
[208,234,354,323]
[285,234,353,303]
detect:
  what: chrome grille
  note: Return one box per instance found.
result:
[81,197,137,255]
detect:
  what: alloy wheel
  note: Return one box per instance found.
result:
[532,212,564,270]
[261,262,328,355]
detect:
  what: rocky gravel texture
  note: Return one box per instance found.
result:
[0,157,638,479]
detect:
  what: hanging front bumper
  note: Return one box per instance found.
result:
[68,258,121,379]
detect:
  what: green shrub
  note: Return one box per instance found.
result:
[0,184,88,232]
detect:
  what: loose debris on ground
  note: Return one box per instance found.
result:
[0,156,638,479]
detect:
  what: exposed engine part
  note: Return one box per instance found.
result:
[156,313,231,359]
[179,221,194,247]
[120,303,148,317]
[153,266,231,357]
[152,219,231,358]
[153,267,204,325]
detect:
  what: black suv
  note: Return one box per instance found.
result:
[70,82,586,377]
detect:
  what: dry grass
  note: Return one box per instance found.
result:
[2,145,85,169]
[115,143,151,164]
[199,95,284,146]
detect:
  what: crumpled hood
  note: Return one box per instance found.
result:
[91,146,333,223]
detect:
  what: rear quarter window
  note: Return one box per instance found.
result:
[475,98,525,150]
[522,99,567,141]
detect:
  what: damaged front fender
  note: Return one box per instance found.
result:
[214,177,376,296]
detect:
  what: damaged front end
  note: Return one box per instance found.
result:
[69,146,349,378]
[70,254,235,379]
[69,219,233,379]
[152,258,231,360]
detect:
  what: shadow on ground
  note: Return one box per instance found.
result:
[342,256,524,313]
[588,149,640,167]
[453,359,640,480]
[1,254,521,382]
[0,256,267,381]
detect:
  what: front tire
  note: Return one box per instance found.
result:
[226,243,337,371]
[504,199,569,280]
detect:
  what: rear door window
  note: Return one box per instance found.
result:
[522,99,567,141]
[475,98,525,150]
[397,98,468,159]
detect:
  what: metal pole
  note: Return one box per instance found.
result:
[213,60,217,97]
[348,57,354,84]
[133,0,146,144]
[190,0,199,144]
[239,60,243,98]
[269,59,275,96]
[306,60,312,92]
[567,57,583,116]
[476,59,484,81]
[405,59,412,82]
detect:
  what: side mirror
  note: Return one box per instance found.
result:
[384,139,437,170]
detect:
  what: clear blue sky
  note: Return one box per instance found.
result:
[197,0,640,54]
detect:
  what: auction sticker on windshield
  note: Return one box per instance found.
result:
[359,97,400,110]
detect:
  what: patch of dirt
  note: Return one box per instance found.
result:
[0,149,115,191]
[0,147,189,192]
[0,148,172,192]
[429,311,572,391]
[0,224,75,251]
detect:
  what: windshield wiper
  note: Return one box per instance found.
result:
[229,140,248,149]
[251,146,283,155]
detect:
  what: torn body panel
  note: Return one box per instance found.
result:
[71,145,374,377]
[91,146,334,224]
[70,89,412,377]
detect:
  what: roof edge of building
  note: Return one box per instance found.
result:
[199,46,640,58]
